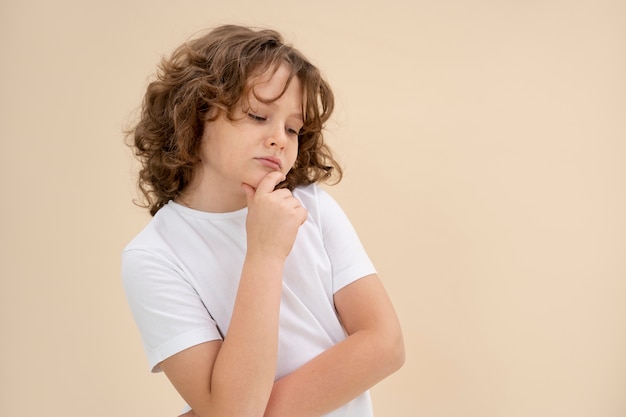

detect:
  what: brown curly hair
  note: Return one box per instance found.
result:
[127,24,342,216]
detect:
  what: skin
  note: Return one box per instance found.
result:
[163,64,405,417]
[177,64,303,213]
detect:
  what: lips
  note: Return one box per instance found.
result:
[255,156,282,170]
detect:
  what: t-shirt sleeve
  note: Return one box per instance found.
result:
[315,186,377,293]
[121,249,222,372]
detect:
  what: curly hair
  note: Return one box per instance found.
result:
[127,24,342,216]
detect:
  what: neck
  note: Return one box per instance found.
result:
[177,176,247,213]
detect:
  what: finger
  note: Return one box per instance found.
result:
[296,206,308,225]
[271,188,293,200]
[255,171,286,195]
[286,195,302,209]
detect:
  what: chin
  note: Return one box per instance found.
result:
[243,174,267,191]
[247,170,286,190]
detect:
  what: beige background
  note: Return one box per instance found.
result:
[1,0,625,416]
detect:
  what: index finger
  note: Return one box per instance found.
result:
[255,171,286,195]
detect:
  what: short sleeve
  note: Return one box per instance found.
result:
[121,249,222,372]
[315,187,377,293]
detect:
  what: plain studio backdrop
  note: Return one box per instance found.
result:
[1,1,625,416]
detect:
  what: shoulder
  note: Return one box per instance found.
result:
[293,183,357,241]
[121,201,199,275]
[293,183,348,219]
[121,203,195,299]
[123,203,176,253]
[292,183,319,200]
[292,183,338,211]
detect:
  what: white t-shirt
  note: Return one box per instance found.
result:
[122,183,376,416]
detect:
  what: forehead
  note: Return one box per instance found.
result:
[248,64,302,102]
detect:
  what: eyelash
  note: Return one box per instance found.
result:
[248,113,266,122]
[248,113,300,137]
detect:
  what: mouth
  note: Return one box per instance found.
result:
[255,156,282,170]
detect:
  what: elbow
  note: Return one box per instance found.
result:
[377,327,405,376]
[389,331,406,374]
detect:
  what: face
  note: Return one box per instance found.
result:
[189,64,304,210]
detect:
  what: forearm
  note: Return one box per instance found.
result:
[264,328,405,417]
[163,173,308,417]
[201,255,285,416]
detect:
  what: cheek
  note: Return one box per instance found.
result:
[286,143,299,171]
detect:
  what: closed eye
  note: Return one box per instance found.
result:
[287,127,300,136]
[248,113,266,122]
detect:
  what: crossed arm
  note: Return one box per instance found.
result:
[163,273,404,417]
[263,273,405,416]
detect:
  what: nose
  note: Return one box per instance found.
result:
[264,123,288,150]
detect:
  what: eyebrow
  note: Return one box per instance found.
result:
[290,110,304,120]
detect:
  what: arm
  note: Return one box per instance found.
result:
[263,273,405,417]
[160,171,308,417]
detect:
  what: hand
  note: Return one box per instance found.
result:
[241,171,308,261]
